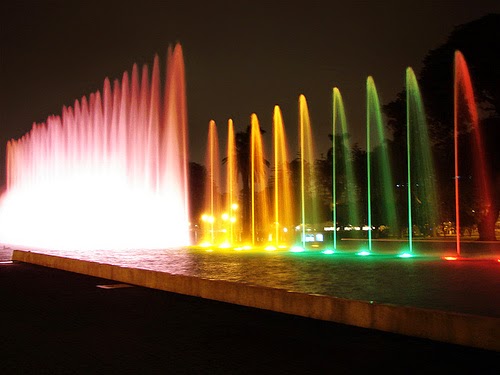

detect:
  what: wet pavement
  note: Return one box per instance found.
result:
[1,248,498,374]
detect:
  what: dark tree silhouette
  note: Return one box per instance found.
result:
[188,162,206,226]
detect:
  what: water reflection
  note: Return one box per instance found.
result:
[25,247,500,318]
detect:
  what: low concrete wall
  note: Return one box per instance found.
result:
[12,249,499,352]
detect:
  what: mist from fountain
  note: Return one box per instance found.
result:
[272,106,295,247]
[200,120,221,246]
[406,67,440,253]
[250,114,271,245]
[298,95,321,247]
[366,77,398,252]
[0,44,190,250]
[332,87,361,250]
[454,50,494,255]
[225,119,239,245]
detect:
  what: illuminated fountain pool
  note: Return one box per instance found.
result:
[1,44,499,329]
[17,245,500,318]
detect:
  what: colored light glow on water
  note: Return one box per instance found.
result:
[357,250,371,256]
[398,252,413,258]
[322,249,334,255]
[290,246,305,253]
[444,256,458,261]
[406,67,439,256]
[453,51,494,254]
[234,245,252,251]
[332,88,361,252]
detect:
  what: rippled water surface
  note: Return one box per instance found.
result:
[13,247,500,318]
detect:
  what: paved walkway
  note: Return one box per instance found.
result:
[1,251,498,374]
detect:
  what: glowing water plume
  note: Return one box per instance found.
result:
[366,77,398,251]
[332,88,361,249]
[272,106,294,246]
[299,95,320,246]
[164,46,190,224]
[250,113,270,245]
[0,44,190,250]
[406,67,439,252]
[225,119,239,244]
[201,120,221,245]
[454,50,493,254]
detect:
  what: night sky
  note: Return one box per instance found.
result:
[1,0,499,177]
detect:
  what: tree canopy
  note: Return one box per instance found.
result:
[419,13,500,142]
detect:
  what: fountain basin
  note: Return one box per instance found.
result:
[12,248,499,352]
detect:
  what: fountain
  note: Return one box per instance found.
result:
[2,44,498,355]
[194,51,497,256]
[0,43,496,256]
[405,67,439,253]
[250,114,271,245]
[454,50,495,255]
[331,87,361,250]
[0,44,190,250]
[366,77,398,252]
[297,95,322,248]
[200,120,221,246]
[225,119,239,245]
[271,106,294,247]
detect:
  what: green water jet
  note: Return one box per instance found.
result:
[332,88,361,250]
[406,67,439,252]
[366,77,398,252]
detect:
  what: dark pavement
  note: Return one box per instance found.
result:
[1,260,498,374]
